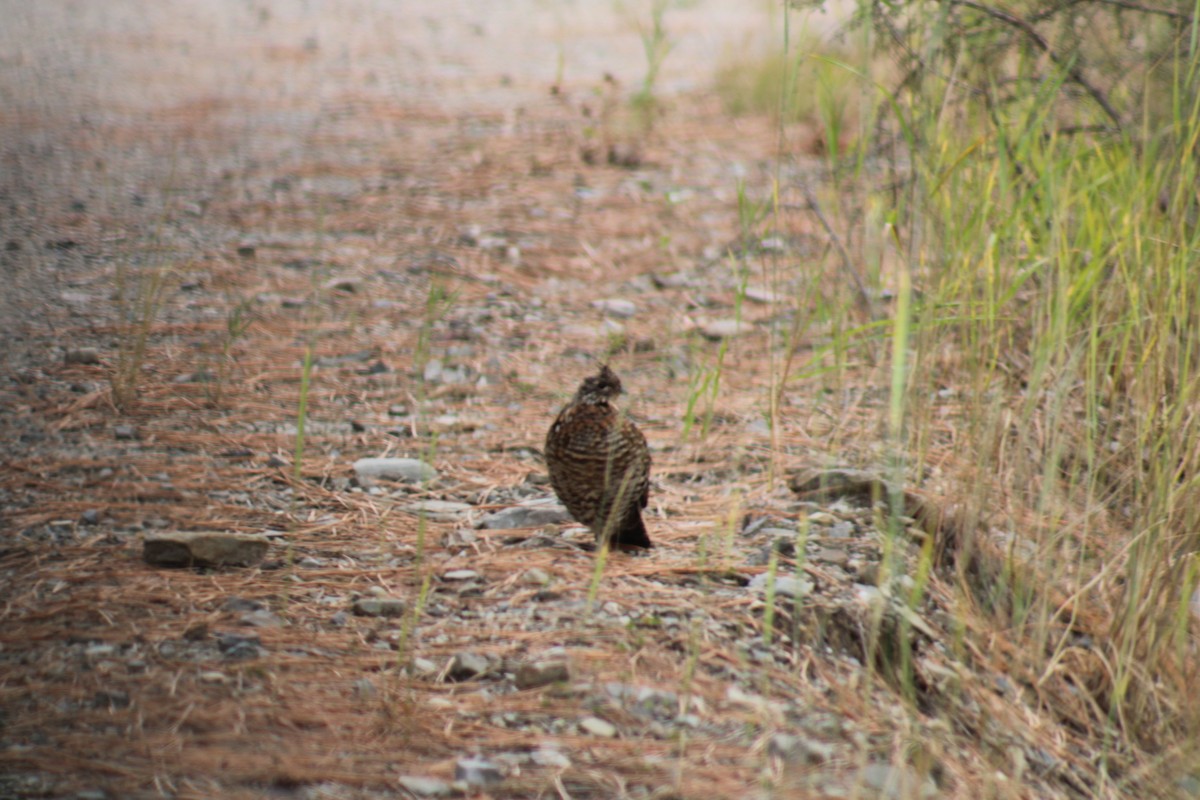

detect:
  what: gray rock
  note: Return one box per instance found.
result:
[591,298,637,317]
[748,572,813,598]
[113,424,138,440]
[409,657,439,677]
[515,660,570,689]
[404,500,472,521]
[579,716,617,738]
[861,762,937,800]
[652,271,695,288]
[448,652,491,681]
[455,756,502,786]
[215,632,264,660]
[521,567,551,586]
[530,747,571,768]
[64,348,101,365]
[353,457,437,484]
[744,285,781,304]
[700,318,744,340]
[828,520,855,538]
[80,509,101,525]
[478,503,570,530]
[397,775,453,796]
[239,609,283,628]
[352,597,406,618]
[222,596,263,612]
[423,360,470,384]
[442,569,478,581]
[352,678,376,698]
[143,531,269,568]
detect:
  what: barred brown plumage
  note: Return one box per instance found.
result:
[544,365,652,550]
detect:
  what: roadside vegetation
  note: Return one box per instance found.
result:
[711,0,1200,793]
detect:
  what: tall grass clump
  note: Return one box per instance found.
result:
[111,236,173,410]
[777,0,1200,790]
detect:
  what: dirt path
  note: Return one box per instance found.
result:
[0,3,1093,799]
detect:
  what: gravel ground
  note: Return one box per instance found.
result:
[0,2,1132,799]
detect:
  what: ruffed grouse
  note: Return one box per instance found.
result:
[545,365,652,549]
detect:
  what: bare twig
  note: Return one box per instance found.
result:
[798,182,874,316]
[950,0,1124,129]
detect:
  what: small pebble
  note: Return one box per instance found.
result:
[442,569,478,581]
[455,756,502,786]
[397,776,452,797]
[352,597,406,618]
[579,716,617,738]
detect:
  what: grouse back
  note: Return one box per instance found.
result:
[545,366,651,549]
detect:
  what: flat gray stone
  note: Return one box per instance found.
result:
[455,756,502,786]
[745,285,782,304]
[515,660,570,689]
[861,761,938,799]
[521,567,551,586]
[64,347,101,365]
[591,298,637,317]
[404,500,472,521]
[478,503,570,530]
[814,547,849,567]
[352,597,407,618]
[143,531,269,568]
[239,609,283,628]
[579,716,617,738]
[759,527,797,539]
[353,457,437,484]
[447,652,491,681]
[530,747,571,768]
[700,318,744,340]
[397,775,453,796]
[748,573,813,598]
[442,569,479,581]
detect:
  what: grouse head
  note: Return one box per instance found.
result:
[574,365,623,404]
